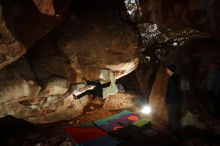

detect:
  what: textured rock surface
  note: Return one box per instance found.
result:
[103,93,135,110]
[147,38,220,123]
[0,4,26,70]
[27,13,139,83]
[0,57,137,123]
[0,57,91,123]
[32,0,55,16]
[140,0,220,37]
[0,56,138,124]
[0,58,40,104]
[0,0,70,70]
[33,0,70,16]
[0,0,138,124]
[149,65,168,122]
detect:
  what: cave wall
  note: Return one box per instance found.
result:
[147,38,220,122]
[131,0,220,123]
[2,0,219,124]
[0,0,70,70]
[26,13,138,83]
[149,65,168,122]
[0,0,139,123]
[0,3,26,70]
[26,0,139,83]
[140,0,220,38]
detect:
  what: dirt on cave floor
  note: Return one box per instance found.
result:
[1,98,220,146]
[0,97,162,146]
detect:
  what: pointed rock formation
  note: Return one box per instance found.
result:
[0,0,70,70]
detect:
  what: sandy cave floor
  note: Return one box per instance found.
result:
[1,98,220,146]
[1,98,161,146]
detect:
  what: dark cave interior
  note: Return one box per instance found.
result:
[0,0,220,146]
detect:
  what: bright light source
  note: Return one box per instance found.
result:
[173,42,178,46]
[141,105,152,115]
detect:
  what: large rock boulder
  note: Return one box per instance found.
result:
[0,56,137,123]
[0,57,92,123]
[0,59,40,104]
[0,0,139,124]
[0,1,139,123]
[0,0,70,70]
[103,93,135,110]
[27,13,139,83]
[0,4,26,70]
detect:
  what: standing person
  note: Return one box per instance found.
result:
[165,65,182,131]
[202,63,220,117]
[214,64,220,118]
[180,76,191,115]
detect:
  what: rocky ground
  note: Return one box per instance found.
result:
[1,96,220,146]
[0,97,140,146]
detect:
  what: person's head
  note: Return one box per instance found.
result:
[117,84,124,92]
[166,64,176,76]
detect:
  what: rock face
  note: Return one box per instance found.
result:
[32,0,56,16]
[140,0,220,37]
[27,13,138,83]
[0,4,26,70]
[149,65,168,122]
[0,57,92,123]
[0,57,137,123]
[32,0,71,17]
[147,38,220,123]
[0,0,139,123]
[0,0,70,70]
[0,58,40,104]
[103,93,135,110]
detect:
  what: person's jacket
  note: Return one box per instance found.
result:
[166,73,181,104]
[102,72,118,98]
[215,70,220,97]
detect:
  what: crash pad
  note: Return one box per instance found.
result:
[94,110,142,132]
[64,127,107,144]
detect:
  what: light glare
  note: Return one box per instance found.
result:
[141,105,152,115]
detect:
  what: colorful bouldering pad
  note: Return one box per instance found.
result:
[64,126,122,146]
[64,110,151,146]
[94,110,142,132]
[133,118,150,127]
[64,127,107,144]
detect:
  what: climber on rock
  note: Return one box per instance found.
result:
[63,69,124,100]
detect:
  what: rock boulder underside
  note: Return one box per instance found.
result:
[0,0,139,123]
[0,0,70,70]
